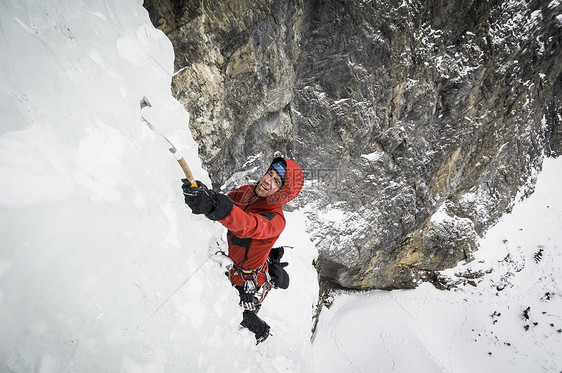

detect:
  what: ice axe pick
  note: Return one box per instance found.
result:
[139,97,197,188]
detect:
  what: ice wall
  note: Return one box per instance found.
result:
[0,0,318,371]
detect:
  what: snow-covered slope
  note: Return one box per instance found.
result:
[0,0,318,371]
[312,157,562,372]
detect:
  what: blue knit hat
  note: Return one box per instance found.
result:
[270,160,286,183]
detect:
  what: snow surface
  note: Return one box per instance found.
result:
[1,0,561,372]
[313,157,562,373]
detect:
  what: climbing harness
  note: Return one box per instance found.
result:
[215,249,274,311]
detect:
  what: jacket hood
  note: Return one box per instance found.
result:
[263,157,304,207]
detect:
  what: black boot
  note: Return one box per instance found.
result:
[240,310,271,344]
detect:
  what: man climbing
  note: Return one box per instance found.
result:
[181,156,304,344]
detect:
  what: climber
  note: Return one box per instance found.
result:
[181,156,304,344]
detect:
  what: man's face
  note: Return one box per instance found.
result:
[255,169,283,197]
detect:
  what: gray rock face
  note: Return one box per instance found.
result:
[144,0,561,289]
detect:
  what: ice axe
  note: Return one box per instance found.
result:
[139,96,197,187]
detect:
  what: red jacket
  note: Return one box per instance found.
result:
[218,157,304,286]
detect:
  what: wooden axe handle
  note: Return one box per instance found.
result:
[177,157,197,187]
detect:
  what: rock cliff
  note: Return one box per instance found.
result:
[143,0,561,289]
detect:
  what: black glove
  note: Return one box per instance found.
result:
[181,179,234,220]
[269,261,289,289]
[269,247,285,263]
[182,180,213,215]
